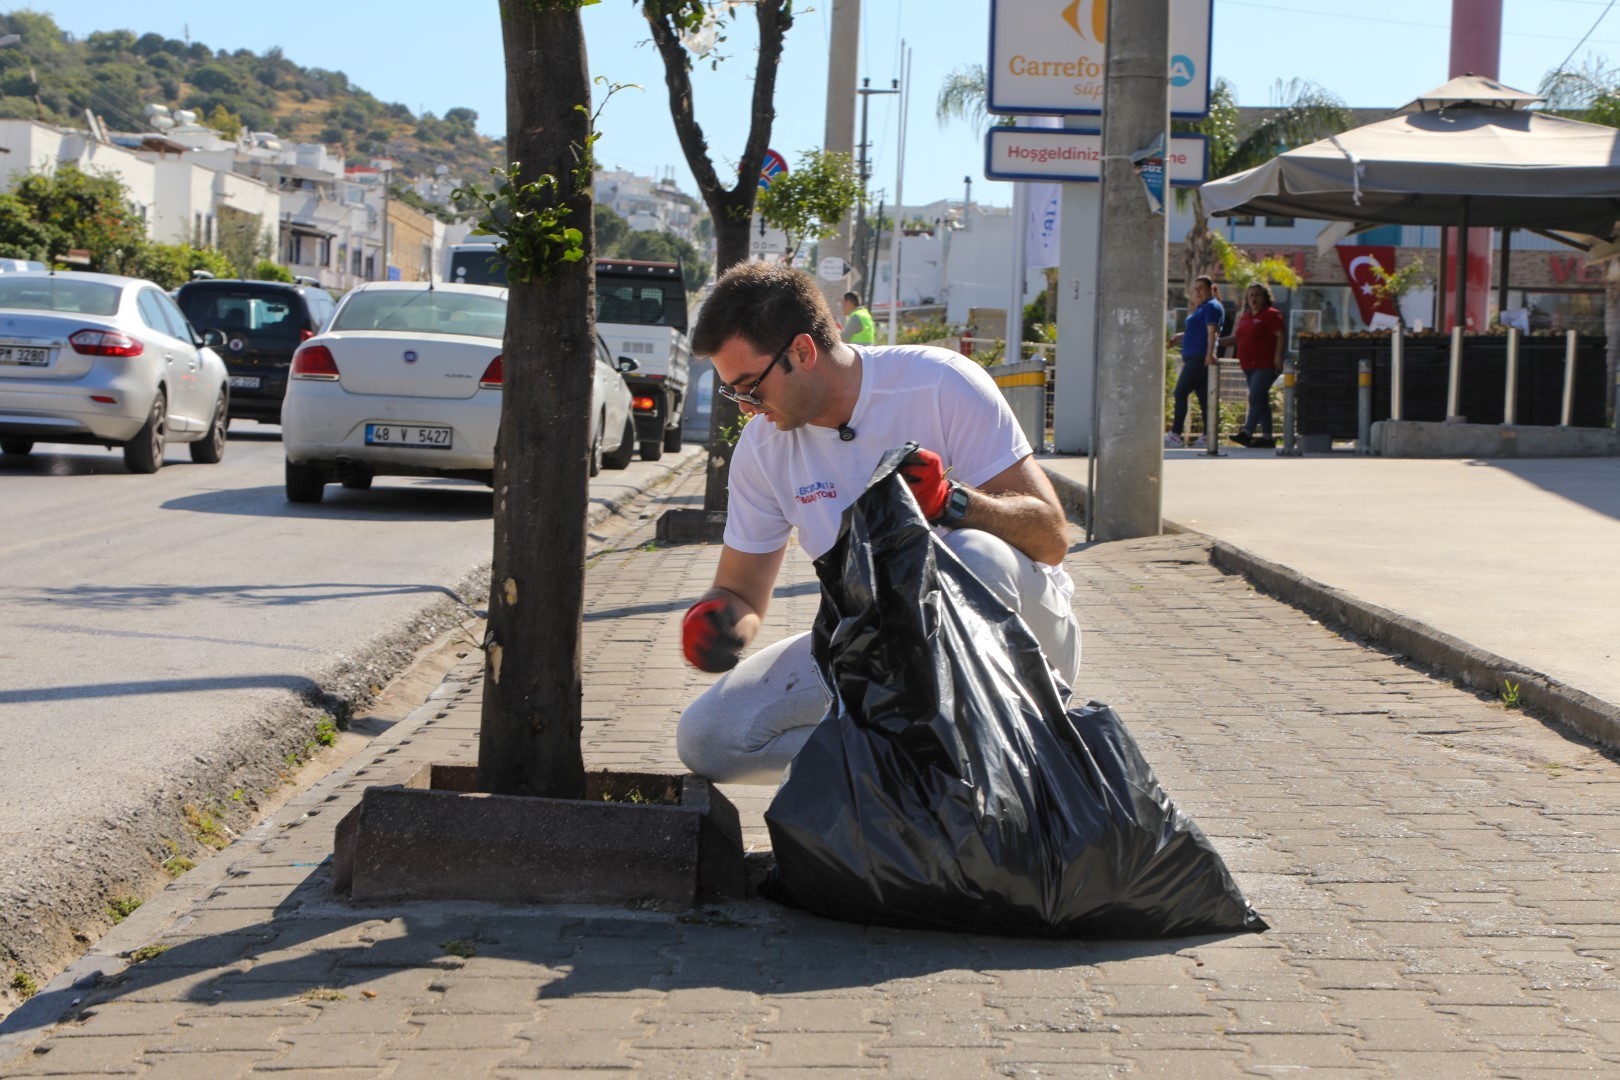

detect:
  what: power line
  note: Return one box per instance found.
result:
[1551,0,1619,77]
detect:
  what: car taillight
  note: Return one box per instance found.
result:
[631,395,656,412]
[300,328,315,342]
[479,355,503,389]
[291,344,340,380]
[69,329,143,357]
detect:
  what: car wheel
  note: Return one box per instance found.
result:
[340,474,373,490]
[602,415,636,470]
[663,423,682,452]
[589,412,604,477]
[285,459,326,503]
[189,392,228,464]
[638,437,664,463]
[0,438,33,456]
[123,391,167,474]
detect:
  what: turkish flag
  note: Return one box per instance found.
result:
[1336,245,1401,326]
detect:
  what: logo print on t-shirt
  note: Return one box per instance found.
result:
[795,480,838,505]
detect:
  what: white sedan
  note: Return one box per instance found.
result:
[0,271,230,472]
[280,281,636,503]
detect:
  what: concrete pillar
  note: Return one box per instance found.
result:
[1442,0,1501,331]
[818,0,860,310]
[1089,0,1169,542]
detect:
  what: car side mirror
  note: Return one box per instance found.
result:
[200,328,226,348]
[616,356,639,373]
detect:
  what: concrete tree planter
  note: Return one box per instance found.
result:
[332,765,746,905]
[656,508,728,543]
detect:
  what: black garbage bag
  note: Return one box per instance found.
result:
[763,445,1266,937]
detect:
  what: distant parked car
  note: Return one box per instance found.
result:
[279,281,637,503]
[0,271,230,472]
[175,279,336,423]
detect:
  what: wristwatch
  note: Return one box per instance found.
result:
[940,481,971,525]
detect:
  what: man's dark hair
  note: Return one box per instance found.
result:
[842,290,861,306]
[692,262,843,357]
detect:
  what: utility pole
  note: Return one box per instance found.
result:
[818,0,860,309]
[855,77,899,298]
[1089,0,1169,542]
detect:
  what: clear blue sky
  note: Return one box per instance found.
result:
[31,1,1620,208]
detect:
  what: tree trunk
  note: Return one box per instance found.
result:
[644,0,793,510]
[478,1,594,800]
[1181,199,1216,297]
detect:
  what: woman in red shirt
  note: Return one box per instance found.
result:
[1225,284,1286,448]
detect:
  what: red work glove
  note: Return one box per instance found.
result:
[899,447,950,522]
[682,598,744,673]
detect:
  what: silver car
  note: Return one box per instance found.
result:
[280,282,636,503]
[0,272,230,472]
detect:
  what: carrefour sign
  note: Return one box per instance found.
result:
[989,0,1212,119]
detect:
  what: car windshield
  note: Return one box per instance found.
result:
[178,289,305,341]
[331,289,506,339]
[0,278,121,316]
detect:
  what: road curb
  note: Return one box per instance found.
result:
[1043,465,1620,755]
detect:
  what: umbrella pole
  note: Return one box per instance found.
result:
[1436,226,1450,330]
[1455,198,1471,333]
[1498,227,1512,321]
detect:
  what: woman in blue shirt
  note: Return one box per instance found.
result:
[1167,275,1225,448]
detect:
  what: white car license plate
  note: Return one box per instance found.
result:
[0,346,50,366]
[366,423,452,449]
[229,375,261,389]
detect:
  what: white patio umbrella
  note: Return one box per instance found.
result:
[1200,76,1620,327]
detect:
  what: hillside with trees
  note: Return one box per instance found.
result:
[0,11,503,183]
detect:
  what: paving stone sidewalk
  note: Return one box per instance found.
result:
[3,461,1618,1078]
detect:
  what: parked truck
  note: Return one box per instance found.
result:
[446,243,692,460]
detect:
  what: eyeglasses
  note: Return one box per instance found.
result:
[717,335,796,407]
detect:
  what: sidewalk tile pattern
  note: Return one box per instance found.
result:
[4,461,1618,1078]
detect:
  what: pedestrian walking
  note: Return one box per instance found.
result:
[1166,275,1224,448]
[1225,283,1286,448]
[677,263,1082,784]
[839,291,875,344]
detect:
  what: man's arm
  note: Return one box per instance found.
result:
[955,455,1071,566]
[697,543,787,650]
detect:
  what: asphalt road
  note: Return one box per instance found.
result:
[0,424,691,979]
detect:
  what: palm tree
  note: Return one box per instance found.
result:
[1175,78,1351,291]
[936,64,989,132]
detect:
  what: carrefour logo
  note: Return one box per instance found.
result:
[1060,0,1106,41]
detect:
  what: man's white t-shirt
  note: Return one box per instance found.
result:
[723,344,1072,596]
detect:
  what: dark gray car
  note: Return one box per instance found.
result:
[176,280,336,423]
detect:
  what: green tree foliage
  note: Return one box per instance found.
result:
[10,166,146,271]
[594,204,710,293]
[202,104,244,140]
[126,243,234,289]
[1210,234,1302,293]
[0,193,68,261]
[252,258,293,282]
[756,150,859,263]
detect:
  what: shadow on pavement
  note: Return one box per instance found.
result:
[7,579,467,610]
[8,860,1216,1038]
[0,672,323,705]
[161,483,494,522]
[1467,457,1620,524]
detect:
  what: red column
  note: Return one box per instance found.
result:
[1443,0,1501,331]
